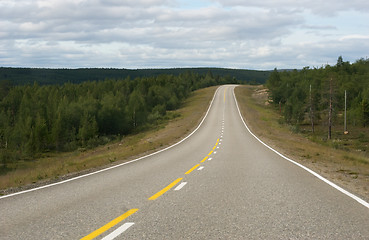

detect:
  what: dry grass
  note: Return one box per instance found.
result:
[0,86,217,194]
[235,85,369,202]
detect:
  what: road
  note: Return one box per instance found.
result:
[1,85,368,239]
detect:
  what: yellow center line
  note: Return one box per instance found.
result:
[224,87,226,102]
[148,178,183,200]
[80,208,138,240]
[200,156,208,163]
[185,164,200,175]
[82,136,223,240]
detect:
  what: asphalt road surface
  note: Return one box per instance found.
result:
[1,85,368,239]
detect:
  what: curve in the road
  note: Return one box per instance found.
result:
[232,88,369,209]
[0,87,221,200]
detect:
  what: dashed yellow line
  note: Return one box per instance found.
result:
[185,164,200,175]
[82,136,222,239]
[224,87,227,102]
[148,178,183,200]
[201,156,208,163]
[80,209,138,240]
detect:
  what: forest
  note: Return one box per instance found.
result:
[266,57,369,137]
[0,71,238,169]
[0,67,270,86]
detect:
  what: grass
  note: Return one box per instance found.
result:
[0,86,217,194]
[234,85,369,202]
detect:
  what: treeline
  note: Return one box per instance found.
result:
[0,67,270,86]
[266,57,369,135]
[0,71,238,167]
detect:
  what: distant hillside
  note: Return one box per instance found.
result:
[0,67,270,85]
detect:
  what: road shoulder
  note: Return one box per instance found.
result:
[234,85,369,203]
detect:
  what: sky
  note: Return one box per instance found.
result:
[0,0,368,70]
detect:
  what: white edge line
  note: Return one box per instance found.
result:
[0,87,222,200]
[232,86,369,209]
[101,222,135,240]
[174,182,187,191]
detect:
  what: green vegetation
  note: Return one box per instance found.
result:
[0,67,270,86]
[267,57,369,142]
[235,85,369,202]
[0,71,237,173]
[253,56,369,200]
[0,86,217,191]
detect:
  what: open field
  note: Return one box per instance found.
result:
[235,85,369,202]
[0,86,217,194]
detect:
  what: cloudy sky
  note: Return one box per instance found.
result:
[0,0,368,70]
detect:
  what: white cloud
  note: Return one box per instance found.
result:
[0,0,368,69]
[212,0,369,15]
[339,34,369,41]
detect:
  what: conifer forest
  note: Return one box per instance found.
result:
[0,71,238,168]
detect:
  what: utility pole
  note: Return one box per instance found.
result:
[310,84,314,133]
[344,90,348,134]
[328,77,333,140]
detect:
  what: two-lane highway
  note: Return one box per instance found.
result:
[1,85,368,239]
